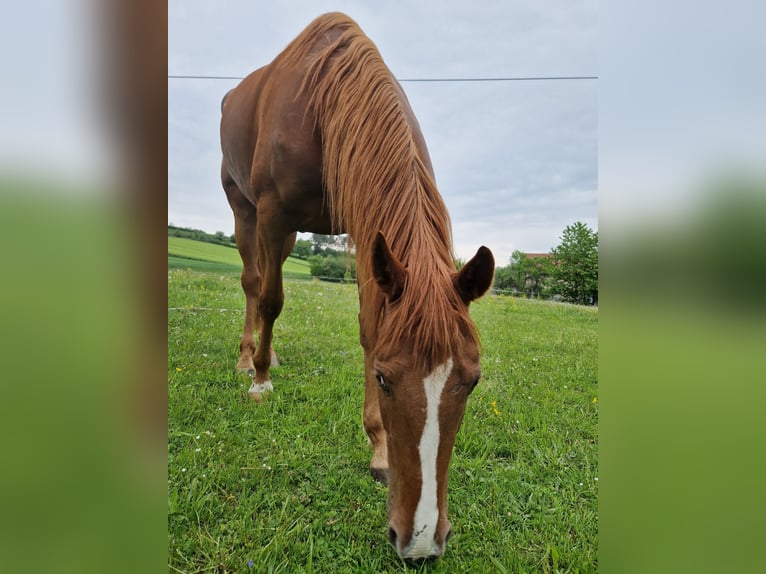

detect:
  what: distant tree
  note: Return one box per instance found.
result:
[509,251,530,291]
[492,251,554,296]
[510,251,553,297]
[454,258,465,271]
[550,222,598,305]
[229,234,236,244]
[291,239,313,260]
[492,265,517,291]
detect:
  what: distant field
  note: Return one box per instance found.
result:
[168,270,598,573]
[168,236,311,276]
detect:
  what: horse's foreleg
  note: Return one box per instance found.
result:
[361,341,389,484]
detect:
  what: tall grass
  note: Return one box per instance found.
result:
[168,269,597,573]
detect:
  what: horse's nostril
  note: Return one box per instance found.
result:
[388,527,398,547]
[445,527,453,544]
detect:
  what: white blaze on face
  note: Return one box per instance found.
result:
[404,357,453,559]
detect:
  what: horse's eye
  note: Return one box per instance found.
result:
[376,372,391,395]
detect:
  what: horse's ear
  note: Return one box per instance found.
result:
[454,246,495,305]
[372,231,407,302]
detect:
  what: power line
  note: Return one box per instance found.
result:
[168,74,597,82]
[400,76,596,82]
[168,75,245,81]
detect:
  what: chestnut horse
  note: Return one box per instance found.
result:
[220,13,494,559]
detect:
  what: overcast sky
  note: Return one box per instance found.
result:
[168,0,597,265]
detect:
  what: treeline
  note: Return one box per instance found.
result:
[291,234,356,281]
[175,222,598,304]
[291,224,598,305]
[168,225,236,248]
[493,222,598,305]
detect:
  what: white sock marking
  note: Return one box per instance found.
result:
[405,357,453,558]
[248,381,273,395]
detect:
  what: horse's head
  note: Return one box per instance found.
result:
[370,232,495,559]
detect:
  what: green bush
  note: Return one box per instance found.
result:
[308,254,356,280]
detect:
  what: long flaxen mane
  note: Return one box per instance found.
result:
[276,13,479,369]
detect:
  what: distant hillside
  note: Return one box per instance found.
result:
[168,236,311,276]
[168,225,236,248]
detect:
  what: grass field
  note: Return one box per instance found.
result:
[168,269,598,573]
[168,236,311,276]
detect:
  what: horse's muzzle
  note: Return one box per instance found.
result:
[388,525,451,560]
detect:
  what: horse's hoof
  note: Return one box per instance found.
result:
[370,466,389,485]
[237,366,256,378]
[270,354,280,368]
[248,381,273,402]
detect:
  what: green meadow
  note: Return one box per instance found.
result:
[168,269,598,573]
[168,236,311,276]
